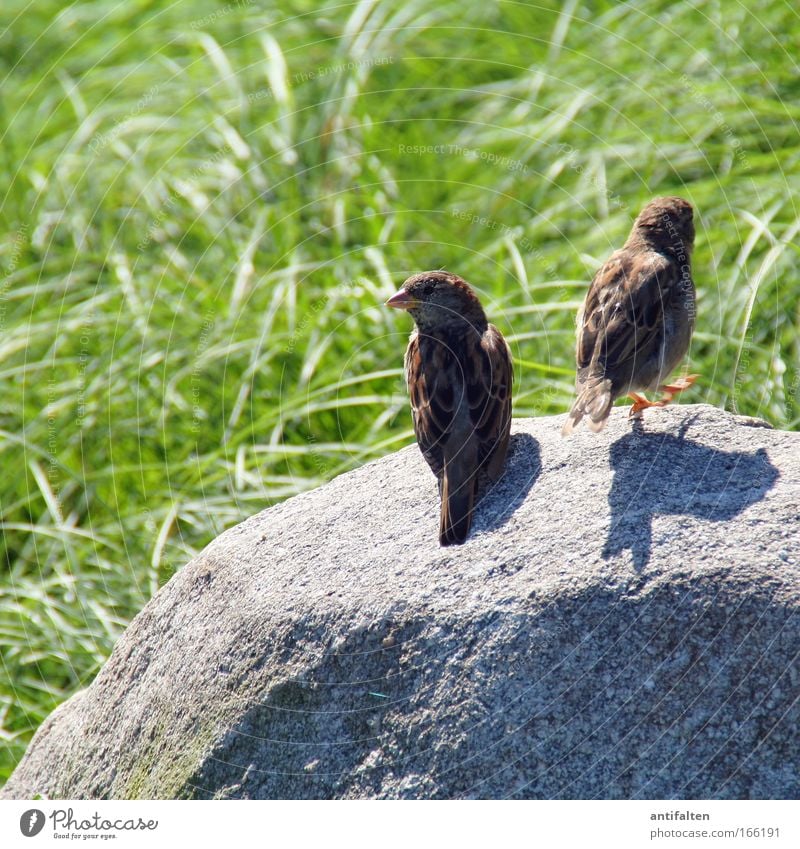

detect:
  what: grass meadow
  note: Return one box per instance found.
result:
[1,0,798,783]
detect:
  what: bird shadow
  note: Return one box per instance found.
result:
[603,416,779,570]
[471,432,541,537]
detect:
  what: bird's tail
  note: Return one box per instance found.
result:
[439,447,478,546]
[562,377,613,436]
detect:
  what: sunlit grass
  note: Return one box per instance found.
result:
[1,0,799,782]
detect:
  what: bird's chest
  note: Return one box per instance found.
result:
[416,330,464,383]
[413,332,480,422]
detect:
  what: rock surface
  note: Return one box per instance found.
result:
[3,404,799,800]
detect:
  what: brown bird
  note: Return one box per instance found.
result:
[562,196,697,435]
[386,271,513,545]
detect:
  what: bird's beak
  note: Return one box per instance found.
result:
[385,288,419,310]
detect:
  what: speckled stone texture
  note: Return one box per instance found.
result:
[3,404,799,800]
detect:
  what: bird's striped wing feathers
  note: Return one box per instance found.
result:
[577,250,677,376]
[472,325,512,469]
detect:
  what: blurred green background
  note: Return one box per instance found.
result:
[1,0,798,783]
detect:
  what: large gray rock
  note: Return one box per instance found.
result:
[3,404,799,799]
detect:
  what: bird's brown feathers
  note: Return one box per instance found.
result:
[405,323,512,486]
[576,250,677,380]
[563,197,696,435]
[397,272,512,544]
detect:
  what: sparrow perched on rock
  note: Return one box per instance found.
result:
[562,196,697,435]
[386,271,512,545]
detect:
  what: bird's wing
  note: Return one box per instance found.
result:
[577,250,678,378]
[472,325,513,475]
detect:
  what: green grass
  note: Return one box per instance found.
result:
[1,0,799,785]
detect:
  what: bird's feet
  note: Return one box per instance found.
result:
[658,374,698,401]
[627,392,656,418]
[627,375,698,418]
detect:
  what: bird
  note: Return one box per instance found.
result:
[562,196,697,436]
[386,271,513,545]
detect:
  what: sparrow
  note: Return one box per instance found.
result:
[562,196,697,435]
[386,271,513,545]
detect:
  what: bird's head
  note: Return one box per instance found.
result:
[630,196,695,255]
[385,271,487,334]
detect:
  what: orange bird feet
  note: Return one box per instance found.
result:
[628,374,698,418]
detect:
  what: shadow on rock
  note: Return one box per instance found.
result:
[603,419,779,570]
[472,432,541,538]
